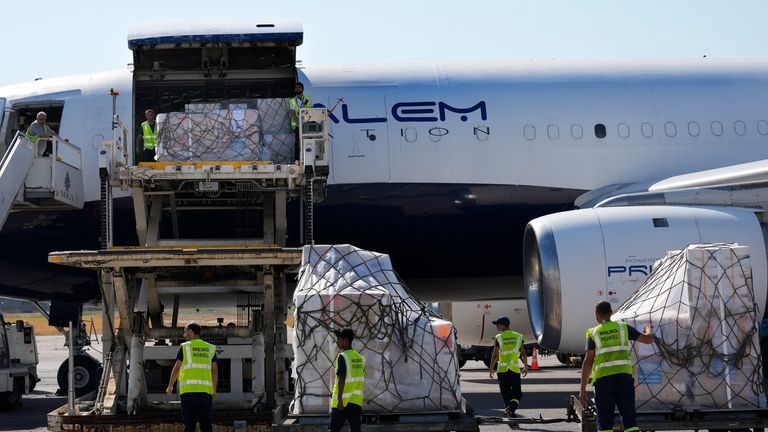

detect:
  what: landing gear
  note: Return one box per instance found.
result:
[556,352,583,367]
[57,354,102,397]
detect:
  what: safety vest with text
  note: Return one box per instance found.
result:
[179,339,216,395]
[587,320,632,382]
[495,330,523,373]
[289,95,311,130]
[330,349,366,408]
[141,121,157,150]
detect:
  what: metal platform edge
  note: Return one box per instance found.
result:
[48,246,303,268]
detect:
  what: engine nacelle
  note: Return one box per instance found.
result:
[523,205,768,353]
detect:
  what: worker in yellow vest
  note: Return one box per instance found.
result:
[25,111,67,156]
[136,108,158,163]
[489,315,528,417]
[165,322,218,432]
[579,301,654,432]
[289,82,311,163]
[330,327,366,432]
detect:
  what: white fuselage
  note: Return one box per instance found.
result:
[2,59,768,205]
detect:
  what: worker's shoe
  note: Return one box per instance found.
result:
[504,406,515,418]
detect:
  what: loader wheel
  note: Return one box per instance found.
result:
[57,355,101,397]
[0,378,22,410]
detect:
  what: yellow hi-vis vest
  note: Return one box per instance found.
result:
[331,349,366,408]
[495,330,523,373]
[179,339,216,395]
[141,121,157,150]
[289,95,311,130]
[25,122,52,144]
[587,320,632,382]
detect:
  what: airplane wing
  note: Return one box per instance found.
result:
[575,159,768,209]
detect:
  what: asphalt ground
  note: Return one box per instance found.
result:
[4,337,586,432]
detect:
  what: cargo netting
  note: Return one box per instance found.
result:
[155,99,294,163]
[613,243,767,410]
[291,245,462,414]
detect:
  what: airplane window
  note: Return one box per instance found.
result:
[734,120,746,136]
[547,125,559,140]
[570,124,583,139]
[617,123,630,139]
[687,122,700,137]
[641,122,653,138]
[594,124,606,139]
[524,125,536,140]
[711,121,723,136]
[653,218,669,228]
[758,120,768,136]
[664,122,677,138]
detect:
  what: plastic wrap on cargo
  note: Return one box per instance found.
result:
[613,243,766,411]
[291,245,462,414]
[155,99,294,163]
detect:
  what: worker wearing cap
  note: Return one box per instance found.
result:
[137,108,157,163]
[289,82,311,163]
[330,327,366,432]
[489,316,528,417]
[579,301,654,432]
[166,322,218,432]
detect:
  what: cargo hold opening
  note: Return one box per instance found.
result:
[126,22,304,241]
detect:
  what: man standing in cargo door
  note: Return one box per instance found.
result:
[289,82,311,163]
[489,315,528,417]
[166,322,218,432]
[579,301,654,432]
[136,108,157,162]
[330,327,366,432]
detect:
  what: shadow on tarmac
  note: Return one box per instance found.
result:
[0,394,64,431]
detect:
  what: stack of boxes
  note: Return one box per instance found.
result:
[155,99,294,164]
[291,245,462,414]
[614,243,766,410]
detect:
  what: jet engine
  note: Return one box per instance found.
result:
[523,205,768,354]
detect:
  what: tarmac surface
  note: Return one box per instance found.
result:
[13,336,584,432]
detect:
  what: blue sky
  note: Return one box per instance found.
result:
[2,0,766,87]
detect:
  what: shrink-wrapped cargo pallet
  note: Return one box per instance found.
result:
[155,99,294,164]
[613,243,766,411]
[291,245,462,414]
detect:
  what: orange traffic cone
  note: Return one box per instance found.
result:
[530,346,540,371]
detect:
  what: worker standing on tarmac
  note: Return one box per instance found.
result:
[289,82,311,163]
[489,316,528,417]
[136,108,158,162]
[166,322,218,432]
[579,301,654,432]
[330,328,366,432]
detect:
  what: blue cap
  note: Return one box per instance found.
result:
[492,316,510,326]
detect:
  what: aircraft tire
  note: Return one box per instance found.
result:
[0,378,22,409]
[57,355,101,397]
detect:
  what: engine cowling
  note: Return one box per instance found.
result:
[523,205,768,354]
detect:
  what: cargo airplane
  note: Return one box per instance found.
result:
[2,22,768,372]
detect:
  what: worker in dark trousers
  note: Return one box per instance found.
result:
[166,322,218,432]
[579,301,654,432]
[489,316,528,417]
[330,328,366,432]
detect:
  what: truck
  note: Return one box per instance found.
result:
[0,314,38,409]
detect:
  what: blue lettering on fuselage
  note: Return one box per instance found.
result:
[607,265,653,277]
[316,101,487,124]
